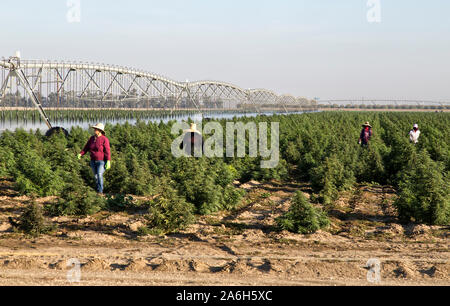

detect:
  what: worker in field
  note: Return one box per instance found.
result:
[409,124,421,144]
[78,123,111,194]
[181,123,204,157]
[358,122,373,148]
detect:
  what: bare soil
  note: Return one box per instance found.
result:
[0,179,448,286]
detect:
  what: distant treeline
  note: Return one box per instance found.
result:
[319,104,449,110]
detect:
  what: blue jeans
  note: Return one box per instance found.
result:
[90,161,105,193]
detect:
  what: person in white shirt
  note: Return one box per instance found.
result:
[409,124,421,144]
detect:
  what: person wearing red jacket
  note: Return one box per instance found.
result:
[78,123,111,194]
[358,122,373,148]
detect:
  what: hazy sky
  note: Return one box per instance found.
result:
[1,0,449,100]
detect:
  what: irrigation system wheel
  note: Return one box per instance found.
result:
[45,127,69,137]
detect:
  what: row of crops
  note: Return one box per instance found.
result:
[0,109,260,123]
[0,111,448,236]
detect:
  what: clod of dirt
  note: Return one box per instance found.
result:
[421,264,450,279]
[128,221,145,232]
[189,259,210,273]
[3,258,46,270]
[404,224,432,237]
[261,259,290,274]
[82,258,111,272]
[50,260,68,270]
[124,258,150,272]
[153,259,189,272]
[77,216,94,224]
[307,230,333,241]
[286,261,317,278]
[240,181,261,190]
[241,229,265,241]
[249,259,275,273]
[393,262,418,279]
[219,259,250,274]
[384,224,404,235]
[0,222,12,232]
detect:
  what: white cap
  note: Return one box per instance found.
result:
[413,124,419,129]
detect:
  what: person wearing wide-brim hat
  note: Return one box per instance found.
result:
[409,123,420,144]
[358,122,373,147]
[184,123,202,134]
[181,123,204,157]
[78,123,111,194]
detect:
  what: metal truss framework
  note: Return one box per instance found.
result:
[0,58,314,117]
[2,57,447,128]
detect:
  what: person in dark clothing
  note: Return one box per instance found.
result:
[358,122,373,147]
[181,123,204,157]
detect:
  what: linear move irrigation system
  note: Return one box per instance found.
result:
[0,54,314,130]
[1,54,448,134]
